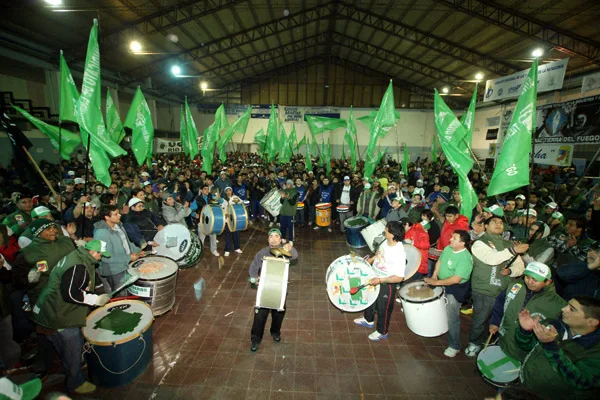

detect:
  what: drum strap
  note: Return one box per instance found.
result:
[83,336,147,375]
[477,355,519,379]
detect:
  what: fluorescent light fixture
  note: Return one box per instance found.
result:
[532,48,543,58]
[44,0,62,5]
[129,41,142,53]
[442,87,449,94]
[200,81,208,90]
[171,65,181,75]
[475,73,484,80]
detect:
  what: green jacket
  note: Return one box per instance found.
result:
[498,280,566,361]
[21,236,76,305]
[471,233,516,298]
[517,321,600,399]
[32,247,97,330]
[279,187,298,217]
[2,210,32,236]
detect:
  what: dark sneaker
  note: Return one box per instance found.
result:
[251,342,259,352]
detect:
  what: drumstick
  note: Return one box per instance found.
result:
[109,270,140,297]
[349,283,371,295]
[483,332,494,351]
[501,368,521,374]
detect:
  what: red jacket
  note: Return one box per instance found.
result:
[405,223,430,275]
[437,214,470,251]
[0,235,20,264]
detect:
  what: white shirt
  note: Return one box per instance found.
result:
[372,241,406,278]
[340,185,351,205]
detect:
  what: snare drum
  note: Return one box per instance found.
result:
[343,216,369,248]
[82,300,153,387]
[297,202,305,210]
[127,256,178,316]
[255,257,289,311]
[227,202,249,232]
[360,220,387,251]
[200,205,226,235]
[398,281,448,337]
[153,225,203,269]
[260,188,281,217]
[325,254,380,312]
[315,203,331,227]
[477,345,521,387]
[336,205,350,213]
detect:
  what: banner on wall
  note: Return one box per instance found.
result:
[581,72,600,94]
[303,106,341,119]
[535,94,600,144]
[532,144,573,166]
[283,106,302,122]
[155,138,184,153]
[251,104,277,119]
[484,58,568,102]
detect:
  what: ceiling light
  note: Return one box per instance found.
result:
[475,73,484,81]
[171,65,181,76]
[442,87,449,94]
[532,48,543,58]
[200,81,208,90]
[44,0,62,5]
[129,41,142,53]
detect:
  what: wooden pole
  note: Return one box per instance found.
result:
[21,146,58,198]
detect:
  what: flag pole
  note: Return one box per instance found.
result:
[21,146,58,198]
[58,122,64,224]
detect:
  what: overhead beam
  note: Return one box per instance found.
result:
[337,1,520,76]
[124,1,334,80]
[439,0,600,64]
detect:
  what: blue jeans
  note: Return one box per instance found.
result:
[445,293,462,350]
[295,208,305,225]
[469,292,497,345]
[224,226,240,251]
[250,200,263,219]
[47,327,86,392]
[280,215,294,241]
[309,206,316,225]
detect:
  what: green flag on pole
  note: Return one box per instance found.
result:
[288,124,297,155]
[487,60,537,196]
[402,145,409,175]
[296,136,306,152]
[344,106,358,170]
[12,105,81,160]
[431,136,439,163]
[255,129,266,153]
[305,115,346,138]
[458,175,478,221]
[218,107,251,162]
[278,124,290,163]
[266,104,279,162]
[305,137,313,172]
[364,81,398,178]
[185,97,200,160]
[460,83,477,152]
[179,105,188,156]
[106,89,125,144]
[124,87,154,166]
[59,50,79,124]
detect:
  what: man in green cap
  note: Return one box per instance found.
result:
[2,192,33,236]
[489,261,567,361]
[248,228,298,352]
[31,240,111,394]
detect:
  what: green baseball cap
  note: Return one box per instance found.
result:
[524,262,551,282]
[0,377,42,400]
[268,228,282,236]
[85,240,111,257]
[483,204,505,217]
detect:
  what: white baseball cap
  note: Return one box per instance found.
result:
[74,178,85,185]
[128,198,144,207]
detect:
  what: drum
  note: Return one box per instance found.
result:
[325,254,380,312]
[477,345,521,387]
[260,188,281,217]
[398,281,448,337]
[297,202,305,210]
[127,256,178,316]
[153,225,203,269]
[336,205,350,213]
[315,203,331,227]
[361,220,387,251]
[227,203,249,232]
[403,244,422,281]
[343,216,369,248]
[199,205,226,235]
[82,300,153,387]
[255,257,289,311]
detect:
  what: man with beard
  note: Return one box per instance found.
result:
[123,198,164,248]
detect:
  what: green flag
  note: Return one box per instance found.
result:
[344,106,358,170]
[296,136,306,152]
[323,138,332,174]
[218,107,251,162]
[201,104,227,173]
[487,60,537,196]
[305,115,346,138]
[106,89,125,144]
[357,109,400,136]
[460,83,477,152]
[179,105,188,156]
[59,50,79,124]
[255,129,266,153]
[402,145,409,175]
[185,98,200,160]
[278,124,291,163]
[431,136,438,163]
[89,145,112,187]
[458,175,478,221]
[124,87,154,166]
[12,105,81,160]
[266,104,279,162]
[288,124,297,155]
[305,137,313,172]
[364,81,398,178]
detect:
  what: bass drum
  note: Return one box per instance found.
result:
[260,188,281,217]
[325,254,380,312]
[153,225,203,269]
[200,205,226,235]
[227,203,249,232]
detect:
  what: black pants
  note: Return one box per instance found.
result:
[363,283,397,335]
[250,307,286,343]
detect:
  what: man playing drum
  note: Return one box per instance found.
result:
[248,228,298,352]
[354,221,406,341]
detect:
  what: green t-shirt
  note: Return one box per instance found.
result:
[438,247,473,284]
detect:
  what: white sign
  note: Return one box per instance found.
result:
[582,72,600,94]
[283,106,302,122]
[155,138,184,153]
[484,58,569,102]
[532,144,573,166]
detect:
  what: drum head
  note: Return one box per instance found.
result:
[399,281,443,303]
[403,244,422,281]
[476,345,521,386]
[153,225,191,262]
[316,203,331,209]
[83,300,153,345]
[343,216,368,229]
[325,254,380,312]
[129,256,178,281]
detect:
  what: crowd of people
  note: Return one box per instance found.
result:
[0,147,599,398]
